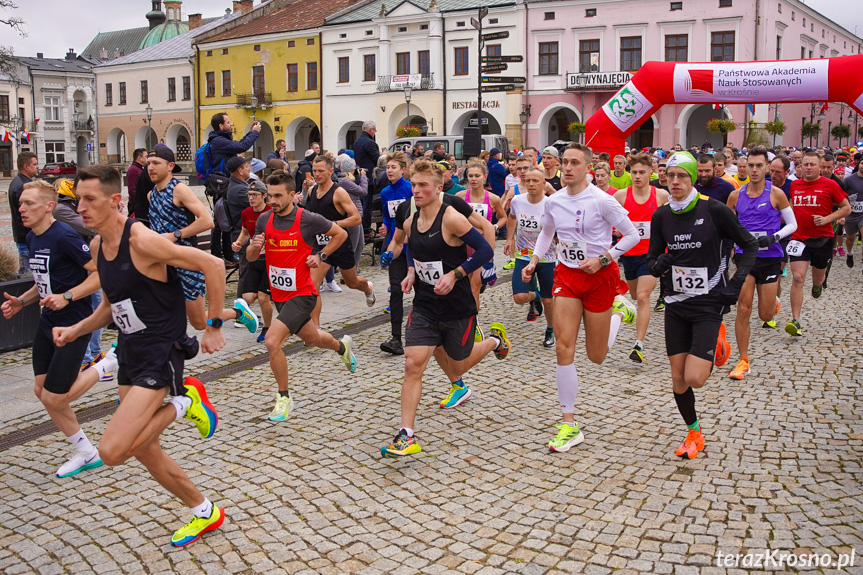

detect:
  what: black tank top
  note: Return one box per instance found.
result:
[305,183,353,257]
[409,204,476,320]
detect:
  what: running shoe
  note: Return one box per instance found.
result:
[675,429,705,459]
[182,377,218,439]
[326,280,342,293]
[171,506,225,547]
[440,382,472,409]
[761,319,776,328]
[714,323,730,367]
[340,335,357,372]
[233,320,245,329]
[847,254,854,268]
[234,299,259,333]
[774,297,781,316]
[489,322,510,360]
[381,430,421,458]
[729,359,750,380]
[56,450,103,478]
[80,351,104,372]
[548,422,584,453]
[366,281,376,307]
[380,337,404,355]
[653,298,666,312]
[543,329,555,348]
[526,300,538,322]
[629,344,644,364]
[268,393,293,422]
[474,324,485,343]
[534,296,543,319]
[383,306,391,314]
[781,267,788,277]
[612,294,636,325]
[837,246,847,257]
[257,332,266,343]
[503,259,515,270]
[785,319,803,336]
[95,344,118,382]
[811,283,823,299]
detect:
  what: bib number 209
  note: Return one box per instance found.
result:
[269,266,297,291]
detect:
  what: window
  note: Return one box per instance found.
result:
[363,55,375,81]
[105,84,112,107]
[205,72,215,97]
[252,65,265,94]
[802,18,806,26]
[456,21,465,27]
[454,47,469,75]
[45,142,65,163]
[182,76,191,100]
[307,38,314,45]
[119,82,126,105]
[544,12,555,20]
[338,57,350,83]
[221,71,231,96]
[287,63,298,92]
[140,80,148,103]
[168,77,176,101]
[791,10,795,20]
[809,49,813,59]
[418,50,430,75]
[0,95,8,121]
[396,52,410,75]
[307,62,318,90]
[254,45,260,51]
[777,2,782,12]
[620,36,642,70]
[288,40,295,47]
[206,50,212,57]
[340,33,347,39]
[366,30,373,36]
[670,1,682,10]
[776,35,782,59]
[538,42,559,75]
[487,44,501,58]
[580,39,600,72]
[719,0,732,6]
[397,26,407,33]
[586,8,596,17]
[489,18,498,24]
[665,34,688,62]
[801,46,806,59]
[222,48,228,55]
[710,31,735,61]
[421,24,429,30]
[44,96,60,121]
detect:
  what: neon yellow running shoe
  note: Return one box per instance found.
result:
[612,295,636,324]
[183,378,218,439]
[474,324,485,343]
[489,322,510,360]
[171,505,225,547]
[503,258,515,270]
[548,422,584,453]
[381,430,421,458]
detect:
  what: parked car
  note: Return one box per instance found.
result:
[388,135,510,162]
[39,162,77,179]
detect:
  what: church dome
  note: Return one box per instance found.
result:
[139,20,189,48]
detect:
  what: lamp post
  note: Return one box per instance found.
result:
[145,104,153,150]
[849,109,855,148]
[250,94,258,122]
[10,115,20,153]
[519,103,531,148]
[404,86,412,131]
[575,74,588,143]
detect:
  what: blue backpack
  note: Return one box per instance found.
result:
[194,142,229,200]
[194,142,225,179]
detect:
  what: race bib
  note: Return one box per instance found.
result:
[469,203,489,219]
[634,221,651,239]
[32,270,52,299]
[518,213,540,231]
[671,266,708,295]
[751,231,768,251]
[850,200,863,213]
[316,233,330,246]
[414,259,444,285]
[557,240,587,266]
[387,198,406,218]
[786,240,805,257]
[110,298,147,334]
[268,266,297,291]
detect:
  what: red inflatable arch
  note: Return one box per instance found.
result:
[585,55,863,156]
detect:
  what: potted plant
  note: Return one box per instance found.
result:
[858,125,863,140]
[567,122,586,137]
[396,126,420,138]
[831,123,851,144]
[763,120,787,136]
[706,119,737,134]
[801,122,822,140]
[0,243,40,352]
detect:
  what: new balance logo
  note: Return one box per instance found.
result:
[694,219,704,225]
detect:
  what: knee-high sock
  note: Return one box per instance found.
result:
[608,313,622,349]
[556,363,579,414]
[673,387,697,426]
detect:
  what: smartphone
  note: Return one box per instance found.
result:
[306,172,313,181]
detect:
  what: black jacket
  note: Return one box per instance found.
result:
[226,176,251,241]
[133,170,154,227]
[207,129,260,173]
[352,131,380,173]
[8,173,32,243]
[294,157,314,192]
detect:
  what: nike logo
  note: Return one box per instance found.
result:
[429,231,440,238]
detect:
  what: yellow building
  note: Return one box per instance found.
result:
[195,0,355,161]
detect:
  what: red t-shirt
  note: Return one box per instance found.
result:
[241,206,271,237]
[790,176,847,240]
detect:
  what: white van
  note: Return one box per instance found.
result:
[388,134,510,161]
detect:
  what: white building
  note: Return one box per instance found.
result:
[0,68,33,178]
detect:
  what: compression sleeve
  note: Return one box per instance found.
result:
[608,218,638,259]
[403,243,414,268]
[459,227,493,275]
[777,206,798,240]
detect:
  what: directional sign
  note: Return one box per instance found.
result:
[470,17,481,30]
[481,55,524,63]
[481,31,509,41]
[481,76,526,84]
[482,63,508,73]
[481,84,517,93]
[469,118,490,126]
[478,6,488,19]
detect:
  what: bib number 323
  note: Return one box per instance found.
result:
[672,266,708,295]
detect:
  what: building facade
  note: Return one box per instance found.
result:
[0,68,33,178]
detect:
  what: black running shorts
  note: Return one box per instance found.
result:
[274,295,316,335]
[736,256,782,285]
[240,258,270,296]
[405,310,476,361]
[117,342,185,396]
[788,237,832,269]
[664,299,724,362]
[32,321,90,395]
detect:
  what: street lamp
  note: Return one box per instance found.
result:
[519,103,531,147]
[575,74,588,143]
[404,86,412,130]
[250,94,258,122]
[145,103,153,150]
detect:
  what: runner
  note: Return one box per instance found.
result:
[609,154,633,190]
[731,154,750,187]
[521,143,639,453]
[786,151,851,335]
[541,147,564,191]
[246,170,358,421]
[0,180,109,478]
[696,154,736,203]
[505,166,556,346]
[613,153,669,363]
[725,147,797,379]
[54,164,227,546]
[146,144,259,335]
[380,159,510,457]
[647,152,758,459]
[714,153,740,190]
[842,162,863,268]
[593,162,617,195]
[770,155,794,307]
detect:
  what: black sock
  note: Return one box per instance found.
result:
[673,388,698,426]
[235,309,242,319]
[338,341,346,355]
[279,390,290,398]
[261,326,268,335]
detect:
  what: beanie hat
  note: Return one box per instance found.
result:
[666,151,697,181]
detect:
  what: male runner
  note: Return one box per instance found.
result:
[505,166,557,347]
[714,153,740,189]
[731,154,750,187]
[55,165,227,547]
[785,151,850,335]
[0,181,110,478]
[842,162,863,268]
[522,143,638,453]
[146,144,258,334]
[647,152,758,459]
[725,147,797,379]
[696,154,736,203]
[541,147,563,191]
[381,159,509,457]
[821,154,848,262]
[609,154,633,190]
[613,154,669,363]
[247,170,357,421]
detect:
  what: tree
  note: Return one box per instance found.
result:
[0,0,25,77]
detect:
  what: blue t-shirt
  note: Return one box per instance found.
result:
[27,221,93,327]
[696,176,736,204]
[380,177,414,246]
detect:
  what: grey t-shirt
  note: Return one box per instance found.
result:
[845,173,863,222]
[254,206,333,250]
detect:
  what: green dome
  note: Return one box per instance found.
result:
[139,20,188,49]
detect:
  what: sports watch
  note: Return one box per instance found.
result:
[206,318,223,328]
[63,291,74,301]
[599,255,611,267]
[174,230,183,240]
[319,251,329,262]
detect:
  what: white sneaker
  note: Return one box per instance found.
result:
[56,450,103,478]
[94,346,118,382]
[268,393,294,422]
[365,281,376,307]
[233,320,245,328]
[326,280,342,293]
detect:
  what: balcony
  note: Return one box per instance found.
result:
[377,74,436,93]
[73,119,95,132]
[235,92,273,108]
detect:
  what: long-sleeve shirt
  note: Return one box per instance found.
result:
[338,171,368,216]
[380,177,413,246]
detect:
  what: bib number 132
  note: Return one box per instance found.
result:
[671,266,708,295]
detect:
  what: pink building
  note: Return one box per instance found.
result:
[522,0,862,151]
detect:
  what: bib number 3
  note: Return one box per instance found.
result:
[671,266,708,295]
[110,298,147,334]
[269,266,297,291]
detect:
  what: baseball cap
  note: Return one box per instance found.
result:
[666,151,697,181]
[148,144,182,173]
[437,160,453,171]
[489,147,502,156]
[541,146,559,158]
[226,155,253,174]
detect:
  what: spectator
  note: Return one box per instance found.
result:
[294,149,316,192]
[352,120,381,232]
[207,112,261,174]
[486,147,507,197]
[267,139,287,163]
[132,163,155,228]
[8,151,38,274]
[266,157,289,176]
[432,142,446,162]
[126,148,147,216]
[225,156,253,245]
[336,154,368,268]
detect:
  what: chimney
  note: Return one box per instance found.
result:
[188,13,203,29]
[65,48,77,61]
[233,0,253,15]
[113,48,121,59]
[37,52,43,59]
[99,47,108,59]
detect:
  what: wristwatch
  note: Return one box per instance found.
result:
[599,255,611,267]
[319,251,329,262]
[454,269,465,280]
[63,291,74,301]
[174,230,183,240]
[206,318,223,328]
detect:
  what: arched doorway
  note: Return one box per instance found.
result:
[284,116,320,158]
[76,136,89,167]
[135,126,158,151]
[245,121,274,160]
[387,103,428,141]
[106,128,126,164]
[536,104,580,148]
[166,124,193,161]
[338,121,364,150]
[627,116,655,151]
[450,110,502,136]
[684,105,727,150]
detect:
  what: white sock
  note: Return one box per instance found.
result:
[93,350,118,379]
[170,395,192,421]
[192,498,213,519]
[635,339,644,349]
[489,337,501,349]
[555,364,579,414]
[67,429,95,455]
[400,427,414,438]
[608,314,622,349]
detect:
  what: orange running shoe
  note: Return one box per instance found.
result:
[714,322,730,367]
[729,359,750,380]
[774,298,781,316]
[675,429,705,459]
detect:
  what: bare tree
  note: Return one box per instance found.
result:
[0,0,25,76]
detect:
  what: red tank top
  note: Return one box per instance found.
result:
[623,186,658,256]
[264,209,317,302]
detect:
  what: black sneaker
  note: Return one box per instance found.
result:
[811,283,823,298]
[526,300,538,322]
[847,254,854,268]
[534,296,544,319]
[380,338,404,355]
[653,298,666,312]
[542,329,555,348]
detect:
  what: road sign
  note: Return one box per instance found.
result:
[481,84,516,93]
[470,17,481,30]
[469,118,490,126]
[478,6,488,19]
[481,31,509,41]
[86,143,92,152]
[481,55,524,63]
[481,76,526,84]
[482,63,508,73]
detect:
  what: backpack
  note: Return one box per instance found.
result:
[213,196,231,232]
[194,142,219,180]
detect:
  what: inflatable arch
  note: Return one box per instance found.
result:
[585,55,863,156]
